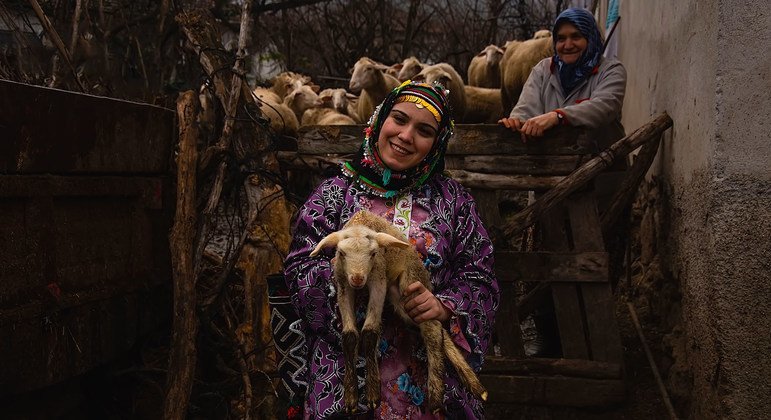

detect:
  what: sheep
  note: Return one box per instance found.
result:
[464,85,504,123]
[499,36,554,113]
[301,88,358,126]
[533,29,551,39]
[396,56,425,82]
[310,210,487,414]
[349,57,401,123]
[467,44,504,88]
[253,86,282,104]
[283,84,323,121]
[416,63,502,123]
[415,63,466,122]
[251,87,300,135]
[269,71,319,99]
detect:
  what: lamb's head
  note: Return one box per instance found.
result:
[310,225,410,289]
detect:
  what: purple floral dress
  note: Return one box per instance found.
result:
[284,173,499,419]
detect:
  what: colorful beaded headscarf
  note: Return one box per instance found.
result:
[342,80,455,198]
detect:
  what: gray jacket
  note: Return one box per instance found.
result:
[510,56,627,151]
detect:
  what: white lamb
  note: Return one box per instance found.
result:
[349,57,401,123]
[310,210,487,414]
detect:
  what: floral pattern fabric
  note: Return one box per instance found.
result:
[284,174,499,419]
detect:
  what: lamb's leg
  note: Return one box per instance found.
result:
[390,271,446,414]
[361,272,388,410]
[338,282,359,413]
[419,320,447,414]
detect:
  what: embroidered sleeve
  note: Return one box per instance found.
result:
[283,177,346,343]
[433,181,500,370]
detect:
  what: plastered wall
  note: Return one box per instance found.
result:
[617,1,771,418]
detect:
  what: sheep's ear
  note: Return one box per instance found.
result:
[310,232,342,257]
[374,232,410,249]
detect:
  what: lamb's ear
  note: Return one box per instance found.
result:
[310,232,342,257]
[374,232,410,249]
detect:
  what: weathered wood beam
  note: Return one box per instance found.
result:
[502,112,673,238]
[164,91,199,420]
[494,251,608,283]
[479,375,625,406]
[482,356,623,379]
[445,154,590,175]
[277,152,588,176]
[600,132,663,236]
[447,170,563,191]
[291,124,593,155]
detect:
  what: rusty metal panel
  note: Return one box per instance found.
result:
[0,79,175,174]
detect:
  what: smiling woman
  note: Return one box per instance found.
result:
[283,81,499,419]
[499,7,626,150]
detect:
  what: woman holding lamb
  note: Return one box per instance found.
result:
[284,81,499,419]
[499,7,627,151]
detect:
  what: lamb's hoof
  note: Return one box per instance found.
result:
[344,397,358,413]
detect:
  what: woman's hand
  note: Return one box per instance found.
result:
[401,281,451,324]
[519,111,560,141]
[497,117,524,132]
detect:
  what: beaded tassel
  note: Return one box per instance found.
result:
[382,168,391,185]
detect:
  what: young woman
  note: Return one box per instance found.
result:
[284,81,499,419]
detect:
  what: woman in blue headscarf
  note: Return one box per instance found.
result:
[499,7,626,149]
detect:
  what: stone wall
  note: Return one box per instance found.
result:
[616,1,771,418]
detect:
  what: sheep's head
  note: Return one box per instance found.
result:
[533,29,551,40]
[397,57,424,82]
[349,57,388,93]
[481,44,504,67]
[310,225,410,289]
[284,85,323,114]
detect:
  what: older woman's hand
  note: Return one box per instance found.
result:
[520,111,560,141]
[400,281,451,324]
[497,117,524,132]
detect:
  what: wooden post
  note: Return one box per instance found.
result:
[164,91,199,420]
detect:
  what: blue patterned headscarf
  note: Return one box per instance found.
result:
[552,8,604,94]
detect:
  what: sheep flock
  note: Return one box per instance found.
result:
[207,30,554,136]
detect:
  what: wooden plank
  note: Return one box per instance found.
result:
[567,193,624,364]
[277,152,589,176]
[551,283,589,359]
[494,251,608,283]
[291,124,593,155]
[0,79,174,175]
[445,154,589,175]
[537,201,590,359]
[496,284,525,358]
[446,170,563,190]
[480,374,625,406]
[482,356,622,379]
[275,153,565,190]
